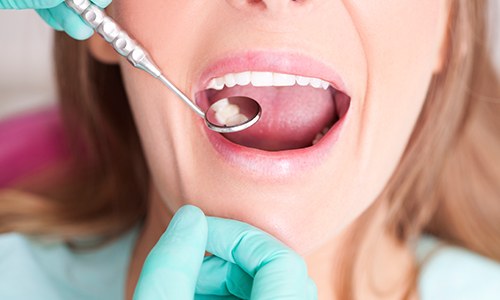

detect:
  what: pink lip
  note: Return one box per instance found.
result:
[193,51,351,180]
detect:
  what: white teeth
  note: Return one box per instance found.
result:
[207,77,225,90]
[226,114,249,127]
[224,73,237,88]
[251,72,274,87]
[215,77,225,87]
[215,104,239,124]
[210,98,229,112]
[273,73,296,87]
[312,133,323,145]
[206,72,331,91]
[211,98,246,126]
[296,75,310,87]
[234,71,251,86]
[310,77,322,89]
[312,126,331,145]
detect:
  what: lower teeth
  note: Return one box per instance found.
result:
[312,126,331,145]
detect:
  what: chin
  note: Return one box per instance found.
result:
[187,189,341,255]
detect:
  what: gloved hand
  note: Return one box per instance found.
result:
[133,205,318,299]
[0,0,111,40]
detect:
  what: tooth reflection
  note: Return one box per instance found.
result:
[226,114,249,127]
[212,98,243,126]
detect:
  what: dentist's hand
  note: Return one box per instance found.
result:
[133,205,317,299]
[0,0,111,40]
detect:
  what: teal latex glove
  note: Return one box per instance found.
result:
[133,205,318,299]
[0,0,111,40]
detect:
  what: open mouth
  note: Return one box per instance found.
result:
[196,71,351,151]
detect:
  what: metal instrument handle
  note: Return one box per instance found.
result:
[64,0,205,117]
[65,0,161,77]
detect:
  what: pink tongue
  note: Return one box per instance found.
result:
[208,85,336,151]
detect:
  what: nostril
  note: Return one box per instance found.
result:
[248,0,266,10]
[259,0,292,12]
[226,0,300,12]
[226,0,266,10]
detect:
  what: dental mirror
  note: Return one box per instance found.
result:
[65,0,261,133]
[205,97,262,133]
[157,75,261,133]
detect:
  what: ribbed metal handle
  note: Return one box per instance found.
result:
[65,0,207,118]
[65,0,162,78]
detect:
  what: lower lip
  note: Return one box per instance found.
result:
[199,107,350,180]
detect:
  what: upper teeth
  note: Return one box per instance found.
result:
[206,72,331,90]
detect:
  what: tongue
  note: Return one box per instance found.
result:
[207,85,336,151]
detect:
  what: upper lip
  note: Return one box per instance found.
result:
[193,50,349,97]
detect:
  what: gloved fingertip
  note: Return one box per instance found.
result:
[66,25,94,40]
[36,9,64,31]
[167,205,206,232]
[307,278,318,299]
[0,0,62,9]
[177,204,205,218]
[47,4,94,40]
[92,0,112,8]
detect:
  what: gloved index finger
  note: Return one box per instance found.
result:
[91,0,112,8]
[0,0,112,10]
[0,0,63,9]
[47,3,94,40]
[206,217,312,298]
[133,205,208,300]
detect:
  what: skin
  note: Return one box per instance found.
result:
[89,0,451,298]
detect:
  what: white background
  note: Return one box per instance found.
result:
[0,3,499,121]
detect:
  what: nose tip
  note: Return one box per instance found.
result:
[226,0,306,13]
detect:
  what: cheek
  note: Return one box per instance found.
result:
[110,0,212,207]
[111,1,215,71]
[352,0,442,115]
[348,1,443,198]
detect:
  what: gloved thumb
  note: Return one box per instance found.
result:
[133,205,208,300]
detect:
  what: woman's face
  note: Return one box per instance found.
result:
[110,0,448,254]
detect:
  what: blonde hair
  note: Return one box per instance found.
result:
[1,0,499,298]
